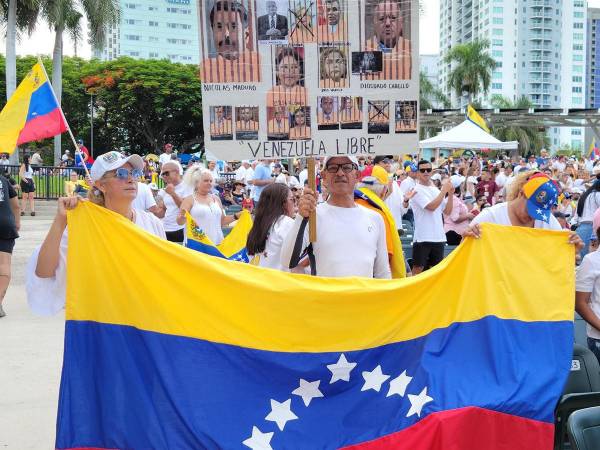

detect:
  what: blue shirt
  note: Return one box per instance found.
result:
[252,164,272,202]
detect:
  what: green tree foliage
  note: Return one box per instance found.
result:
[490,95,550,157]
[419,71,450,110]
[0,56,203,157]
[444,40,496,105]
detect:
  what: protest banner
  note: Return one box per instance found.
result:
[198,0,419,160]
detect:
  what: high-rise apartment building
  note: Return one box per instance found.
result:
[438,0,587,150]
[587,8,600,108]
[94,0,199,64]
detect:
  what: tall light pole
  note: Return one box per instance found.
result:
[89,92,94,157]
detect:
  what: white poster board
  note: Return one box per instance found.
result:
[198,0,419,160]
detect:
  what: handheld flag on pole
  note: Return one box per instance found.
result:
[0,62,67,154]
[587,137,597,160]
[185,209,253,262]
[466,104,490,133]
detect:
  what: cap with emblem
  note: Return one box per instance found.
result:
[90,151,144,182]
[522,174,559,223]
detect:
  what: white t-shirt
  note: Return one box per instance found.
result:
[577,250,600,339]
[27,209,166,316]
[495,172,507,188]
[157,181,193,232]
[280,203,391,278]
[254,215,295,271]
[298,169,308,187]
[159,152,173,166]
[410,183,447,243]
[470,202,562,230]
[553,161,567,172]
[235,166,249,183]
[399,176,416,194]
[580,191,600,222]
[384,181,407,228]
[275,173,287,184]
[132,182,157,211]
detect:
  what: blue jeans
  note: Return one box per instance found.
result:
[588,337,600,364]
[577,222,594,259]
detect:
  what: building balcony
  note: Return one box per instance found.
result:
[529,88,551,94]
[530,0,552,7]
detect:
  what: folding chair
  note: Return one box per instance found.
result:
[555,344,600,450]
[567,406,600,450]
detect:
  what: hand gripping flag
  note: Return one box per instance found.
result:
[58,202,574,450]
[185,209,252,262]
[0,62,67,154]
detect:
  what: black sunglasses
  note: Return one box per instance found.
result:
[419,168,433,173]
[325,163,357,174]
[160,171,170,177]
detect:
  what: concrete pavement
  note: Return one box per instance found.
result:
[0,202,64,450]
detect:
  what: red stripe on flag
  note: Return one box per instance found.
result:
[343,406,553,450]
[17,108,67,145]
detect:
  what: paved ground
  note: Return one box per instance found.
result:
[0,202,63,450]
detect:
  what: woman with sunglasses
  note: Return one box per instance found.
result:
[27,152,166,315]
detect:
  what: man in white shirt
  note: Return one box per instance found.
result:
[399,163,417,194]
[409,160,453,275]
[155,161,192,243]
[159,143,175,167]
[281,155,391,278]
[235,160,251,183]
[132,181,160,216]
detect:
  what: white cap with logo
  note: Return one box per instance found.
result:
[90,151,144,182]
[323,155,359,167]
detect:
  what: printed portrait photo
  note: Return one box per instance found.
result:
[351,51,383,75]
[257,0,289,43]
[209,106,233,140]
[235,106,259,140]
[267,46,308,107]
[290,1,316,44]
[201,0,261,83]
[368,100,390,134]
[339,97,363,130]
[288,105,312,140]
[319,46,349,88]
[363,0,411,80]
[317,0,348,44]
[395,100,417,133]
[317,96,339,130]
[267,105,291,140]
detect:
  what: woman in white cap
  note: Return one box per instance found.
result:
[26,151,166,315]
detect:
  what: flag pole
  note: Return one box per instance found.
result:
[37,57,91,180]
[307,158,317,243]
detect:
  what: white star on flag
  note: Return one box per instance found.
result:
[387,370,413,398]
[406,387,433,418]
[327,354,357,383]
[242,426,274,450]
[361,365,390,392]
[265,398,298,431]
[292,379,324,406]
[536,208,543,215]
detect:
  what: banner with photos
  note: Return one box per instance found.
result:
[198,0,419,160]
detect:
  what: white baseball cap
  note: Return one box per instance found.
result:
[323,155,359,167]
[90,151,144,182]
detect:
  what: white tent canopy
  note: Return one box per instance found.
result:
[419,120,519,150]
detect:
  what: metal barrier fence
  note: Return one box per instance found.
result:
[0,164,166,200]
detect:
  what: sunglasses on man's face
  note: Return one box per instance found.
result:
[112,168,143,180]
[325,163,357,174]
[419,168,433,173]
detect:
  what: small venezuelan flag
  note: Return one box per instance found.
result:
[185,209,252,262]
[466,104,490,133]
[57,202,574,449]
[0,61,67,154]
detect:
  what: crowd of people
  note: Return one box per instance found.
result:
[4,146,600,362]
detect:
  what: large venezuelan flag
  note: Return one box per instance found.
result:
[57,202,574,449]
[0,62,67,154]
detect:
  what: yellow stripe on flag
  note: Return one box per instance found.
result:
[66,202,574,353]
[467,105,490,133]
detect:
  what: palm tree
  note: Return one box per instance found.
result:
[490,95,550,157]
[444,40,496,107]
[1,0,39,162]
[420,71,450,110]
[42,0,119,163]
